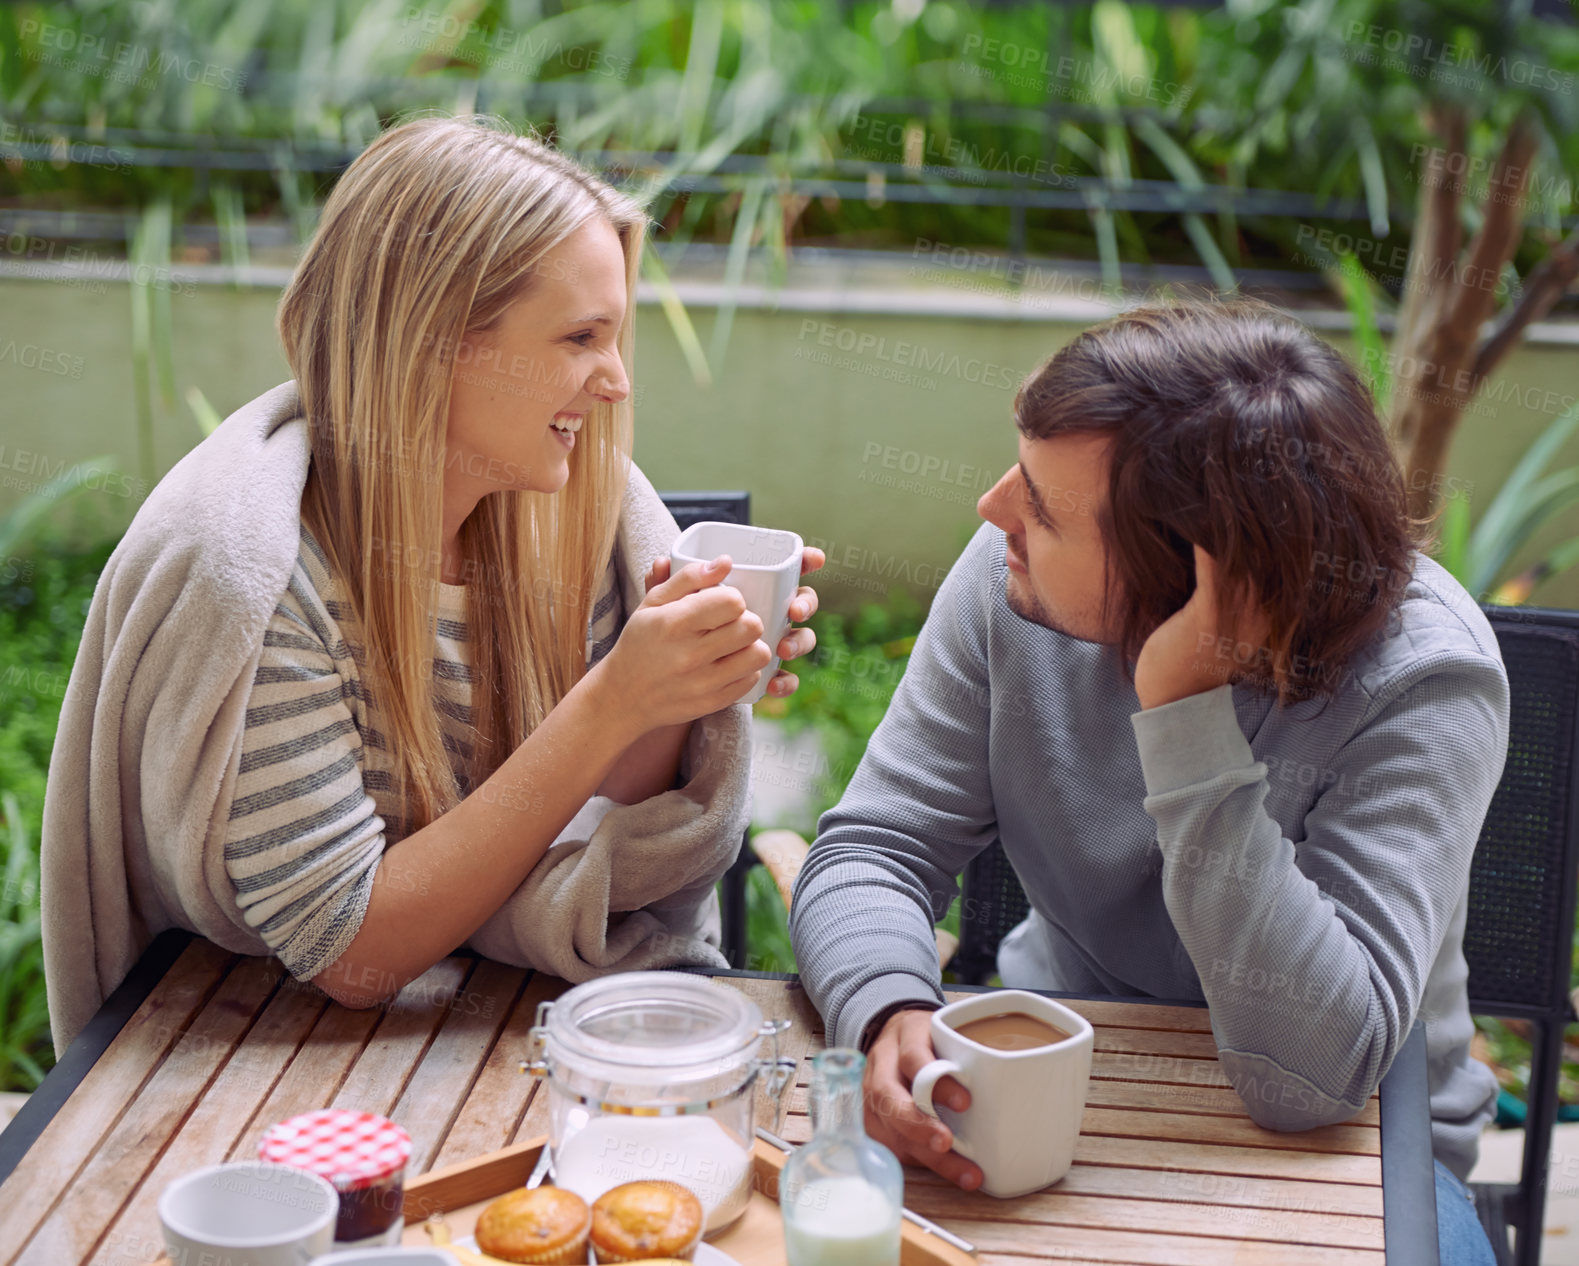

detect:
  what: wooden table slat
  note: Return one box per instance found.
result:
[1074,1132,1382,1186]
[1090,1047,1234,1089]
[1081,1106,1381,1156]
[937,1217,1385,1265]
[780,1101,1383,1161]
[428,970,558,1171]
[786,1107,1383,1188]
[222,983,386,1162]
[0,939,236,1266]
[902,1183,1384,1250]
[1088,1025,1243,1061]
[330,957,476,1120]
[13,955,282,1266]
[91,962,332,1266]
[1087,1075,1381,1126]
[904,1160,1385,1218]
[783,1077,1382,1130]
[782,1094,1383,1154]
[391,958,525,1174]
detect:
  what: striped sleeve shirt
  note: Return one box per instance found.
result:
[222,520,624,983]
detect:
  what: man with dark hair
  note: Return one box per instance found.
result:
[790,301,1505,1263]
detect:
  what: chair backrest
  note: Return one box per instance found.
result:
[659,491,751,534]
[1463,606,1579,1021]
[956,604,1579,1006]
[957,838,1031,984]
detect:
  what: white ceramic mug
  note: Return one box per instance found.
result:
[671,520,804,705]
[159,1161,339,1266]
[910,990,1094,1198]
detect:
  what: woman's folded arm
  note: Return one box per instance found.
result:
[224,575,647,1008]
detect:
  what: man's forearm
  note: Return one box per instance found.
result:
[791,840,951,1050]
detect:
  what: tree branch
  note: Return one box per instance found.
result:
[1473,226,1579,384]
[1441,111,1540,347]
[1392,102,1467,400]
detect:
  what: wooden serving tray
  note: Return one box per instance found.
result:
[398,1134,976,1265]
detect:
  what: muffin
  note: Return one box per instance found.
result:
[589,1180,704,1263]
[474,1185,592,1264]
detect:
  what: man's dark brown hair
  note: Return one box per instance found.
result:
[1013,297,1424,705]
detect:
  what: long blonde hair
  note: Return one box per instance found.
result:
[277,114,646,836]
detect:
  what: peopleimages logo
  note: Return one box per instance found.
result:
[17,18,249,92]
[846,116,1075,188]
[959,35,1194,107]
[794,319,1023,391]
[0,446,148,501]
[1344,22,1575,96]
[398,8,631,78]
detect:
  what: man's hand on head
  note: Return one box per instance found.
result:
[862,1006,984,1191]
[1134,543,1275,709]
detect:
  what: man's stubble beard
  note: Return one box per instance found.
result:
[1005,573,1108,645]
[1005,572,1066,634]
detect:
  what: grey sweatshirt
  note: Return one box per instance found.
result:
[789,520,1508,1180]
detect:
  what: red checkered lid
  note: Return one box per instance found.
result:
[257,1109,412,1190]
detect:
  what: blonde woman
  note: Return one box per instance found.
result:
[40,115,822,1049]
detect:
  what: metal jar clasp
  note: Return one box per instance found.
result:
[518,998,555,1077]
[758,1017,796,1099]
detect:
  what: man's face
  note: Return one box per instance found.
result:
[977,432,1115,643]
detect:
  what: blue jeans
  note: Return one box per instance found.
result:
[1436,1160,1498,1265]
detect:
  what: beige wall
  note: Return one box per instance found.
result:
[3,275,1577,612]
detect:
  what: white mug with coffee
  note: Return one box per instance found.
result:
[910,990,1094,1198]
[671,520,804,706]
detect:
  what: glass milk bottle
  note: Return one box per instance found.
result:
[780,1048,903,1266]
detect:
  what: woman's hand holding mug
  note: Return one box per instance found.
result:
[601,547,824,732]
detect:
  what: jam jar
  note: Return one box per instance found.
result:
[522,971,796,1237]
[258,1108,412,1248]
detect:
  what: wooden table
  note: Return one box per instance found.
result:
[0,930,1436,1265]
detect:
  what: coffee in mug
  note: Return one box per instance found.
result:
[955,1011,1070,1052]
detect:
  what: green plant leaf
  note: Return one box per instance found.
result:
[641,248,713,388]
[187,387,223,439]
[1133,116,1236,291]
[1334,249,1390,414]
[1471,467,1579,595]
[707,176,768,374]
[212,183,250,283]
[0,456,120,560]
[1466,402,1579,588]
[1434,487,1471,583]
[1493,534,1579,605]
[1352,116,1389,239]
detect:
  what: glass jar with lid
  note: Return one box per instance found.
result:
[521,971,796,1237]
[257,1108,411,1248]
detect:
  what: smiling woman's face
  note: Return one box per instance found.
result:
[444,216,630,499]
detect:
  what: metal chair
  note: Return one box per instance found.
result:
[657,489,756,968]
[1463,605,1579,1266]
[952,603,1579,1266]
